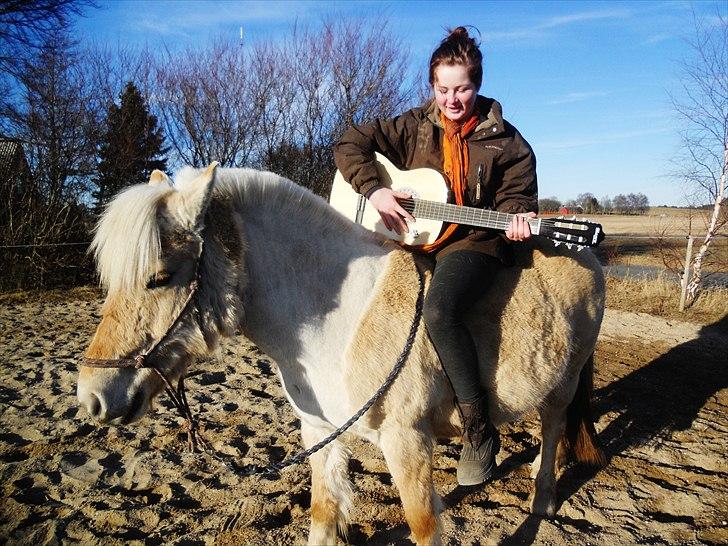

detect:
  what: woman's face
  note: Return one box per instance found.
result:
[433,64,478,123]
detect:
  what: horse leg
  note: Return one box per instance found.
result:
[530,405,566,517]
[302,421,353,545]
[530,441,567,479]
[380,426,441,546]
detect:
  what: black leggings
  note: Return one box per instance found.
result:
[423,250,503,404]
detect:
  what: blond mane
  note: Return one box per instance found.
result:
[91,183,174,293]
[215,168,384,246]
[92,167,382,294]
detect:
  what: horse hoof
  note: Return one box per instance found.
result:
[529,493,557,518]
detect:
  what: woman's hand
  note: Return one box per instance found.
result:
[505,211,536,241]
[368,187,415,235]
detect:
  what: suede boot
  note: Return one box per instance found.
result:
[456,395,500,486]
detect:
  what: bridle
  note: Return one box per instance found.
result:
[80,235,208,451]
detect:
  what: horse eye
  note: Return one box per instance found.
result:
[146,272,172,289]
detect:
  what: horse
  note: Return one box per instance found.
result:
[77,163,606,545]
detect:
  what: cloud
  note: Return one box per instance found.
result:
[482,8,630,44]
[549,91,609,105]
[643,33,673,45]
[540,10,631,29]
[539,127,671,151]
[124,0,319,37]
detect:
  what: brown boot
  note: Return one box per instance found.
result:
[457,395,500,486]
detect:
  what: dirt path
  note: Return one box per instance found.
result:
[0,298,726,545]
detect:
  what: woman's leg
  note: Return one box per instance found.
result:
[422,249,503,485]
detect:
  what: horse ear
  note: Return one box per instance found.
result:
[148,170,171,186]
[186,162,219,230]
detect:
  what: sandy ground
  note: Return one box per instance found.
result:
[0,297,726,545]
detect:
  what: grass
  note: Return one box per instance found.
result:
[606,275,728,325]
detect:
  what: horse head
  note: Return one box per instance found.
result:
[77,163,243,425]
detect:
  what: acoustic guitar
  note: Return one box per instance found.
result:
[330,153,605,250]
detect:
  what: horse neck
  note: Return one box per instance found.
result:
[228,173,390,366]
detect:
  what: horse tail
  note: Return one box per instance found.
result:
[562,352,607,467]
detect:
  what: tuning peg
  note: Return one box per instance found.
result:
[577,245,584,252]
[553,241,561,247]
[566,242,573,249]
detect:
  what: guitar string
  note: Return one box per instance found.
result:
[399,199,592,231]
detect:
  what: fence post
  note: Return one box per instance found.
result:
[679,235,694,312]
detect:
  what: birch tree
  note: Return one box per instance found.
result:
[673,10,728,306]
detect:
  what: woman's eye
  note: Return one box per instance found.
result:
[146,273,172,289]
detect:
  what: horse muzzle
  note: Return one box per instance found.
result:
[77,367,154,425]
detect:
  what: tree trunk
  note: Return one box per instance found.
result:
[685,140,727,306]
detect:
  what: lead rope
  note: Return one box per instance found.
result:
[186,263,426,478]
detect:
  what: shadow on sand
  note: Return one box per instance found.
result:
[500,313,728,545]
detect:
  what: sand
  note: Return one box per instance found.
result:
[0,295,726,545]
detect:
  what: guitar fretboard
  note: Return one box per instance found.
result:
[400,198,540,234]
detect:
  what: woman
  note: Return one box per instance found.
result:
[334,27,538,486]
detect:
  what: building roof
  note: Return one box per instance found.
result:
[0,138,30,182]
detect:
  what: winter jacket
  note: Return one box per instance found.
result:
[334,96,538,262]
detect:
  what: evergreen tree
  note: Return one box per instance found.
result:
[93,82,167,209]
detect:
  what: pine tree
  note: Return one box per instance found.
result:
[93,82,167,209]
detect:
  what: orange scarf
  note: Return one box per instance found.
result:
[417,111,479,253]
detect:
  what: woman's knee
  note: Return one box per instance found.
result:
[423,294,457,331]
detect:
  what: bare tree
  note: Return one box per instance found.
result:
[249,41,298,168]
[0,0,94,76]
[326,19,413,136]
[272,18,416,196]
[4,35,100,206]
[153,40,260,167]
[672,9,727,306]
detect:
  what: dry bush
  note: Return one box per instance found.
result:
[606,275,728,324]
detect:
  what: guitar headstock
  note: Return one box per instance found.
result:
[539,216,606,250]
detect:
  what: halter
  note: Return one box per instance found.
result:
[80,235,208,451]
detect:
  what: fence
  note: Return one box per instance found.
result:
[0,241,94,291]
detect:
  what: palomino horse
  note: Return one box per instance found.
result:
[77,164,606,545]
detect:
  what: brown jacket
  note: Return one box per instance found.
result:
[333,96,538,263]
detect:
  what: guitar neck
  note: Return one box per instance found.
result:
[400,198,539,234]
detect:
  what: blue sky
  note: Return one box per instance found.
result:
[74,0,726,206]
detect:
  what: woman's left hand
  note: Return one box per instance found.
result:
[505,212,537,241]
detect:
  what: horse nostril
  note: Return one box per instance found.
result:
[88,393,102,419]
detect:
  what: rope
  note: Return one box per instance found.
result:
[205,263,426,478]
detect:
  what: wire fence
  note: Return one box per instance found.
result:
[0,242,91,249]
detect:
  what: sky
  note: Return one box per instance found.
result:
[73,0,726,206]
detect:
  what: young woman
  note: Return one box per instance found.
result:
[334,27,538,486]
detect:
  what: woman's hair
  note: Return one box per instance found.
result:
[428,26,483,90]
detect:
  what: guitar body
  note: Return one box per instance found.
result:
[330,153,448,245]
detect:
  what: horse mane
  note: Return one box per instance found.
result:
[91,183,174,293]
[214,167,384,246]
[92,167,382,293]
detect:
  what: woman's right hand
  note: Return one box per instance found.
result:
[368,187,415,235]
